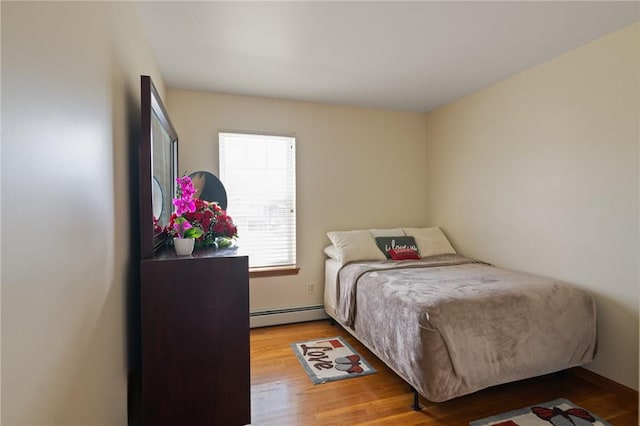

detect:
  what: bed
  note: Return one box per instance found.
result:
[323,227,597,403]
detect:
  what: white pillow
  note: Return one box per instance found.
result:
[402,227,456,257]
[323,245,340,260]
[327,230,387,264]
[369,228,405,237]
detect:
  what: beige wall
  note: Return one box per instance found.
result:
[166,90,427,311]
[424,24,639,389]
[2,2,163,424]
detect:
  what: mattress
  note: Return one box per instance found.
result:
[323,258,341,318]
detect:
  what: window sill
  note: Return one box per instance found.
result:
[249,265,300,278]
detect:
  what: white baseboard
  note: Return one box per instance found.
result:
[250,305,328,328]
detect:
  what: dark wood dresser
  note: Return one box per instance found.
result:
[140,247,250,426]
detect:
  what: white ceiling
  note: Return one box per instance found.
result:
[135,1,639,112]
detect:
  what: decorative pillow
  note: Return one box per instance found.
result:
[374,236,420,259]
[369,228,405,237]
[402,227,456,257]
[388,247,421,260]
[326,230,387,264]
[323,245,340,261]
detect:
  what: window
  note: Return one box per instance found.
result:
[219,132,296,269]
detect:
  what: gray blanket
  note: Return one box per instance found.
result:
[336,254,597,402]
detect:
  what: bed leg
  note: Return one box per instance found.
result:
[411,387,422,411]
[328,318,336,326]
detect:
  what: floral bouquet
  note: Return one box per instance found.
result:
[166,176,238,248]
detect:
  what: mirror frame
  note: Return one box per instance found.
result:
[140,75,178,258]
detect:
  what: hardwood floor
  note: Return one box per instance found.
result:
[250,320,638,425]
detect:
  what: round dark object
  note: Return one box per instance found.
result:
[188,171,228,210]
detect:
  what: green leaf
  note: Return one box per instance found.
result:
[217,237,233,248]
[183,227,204,239]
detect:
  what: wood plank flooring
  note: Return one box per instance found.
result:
[250,320,638,425]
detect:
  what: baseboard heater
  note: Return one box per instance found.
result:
[250,304,328,328]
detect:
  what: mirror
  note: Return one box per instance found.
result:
[140,75,178,258]
[151,109,175,225]
[188,171,228,210]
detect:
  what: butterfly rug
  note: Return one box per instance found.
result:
[470,398,611,426]
[291,336,376,384]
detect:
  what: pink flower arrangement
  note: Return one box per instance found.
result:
[166,176,238,247]
[173,176,197,216]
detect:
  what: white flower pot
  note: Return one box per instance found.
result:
[174,237,195,256]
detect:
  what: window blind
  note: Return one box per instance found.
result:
[219,132,296,268]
